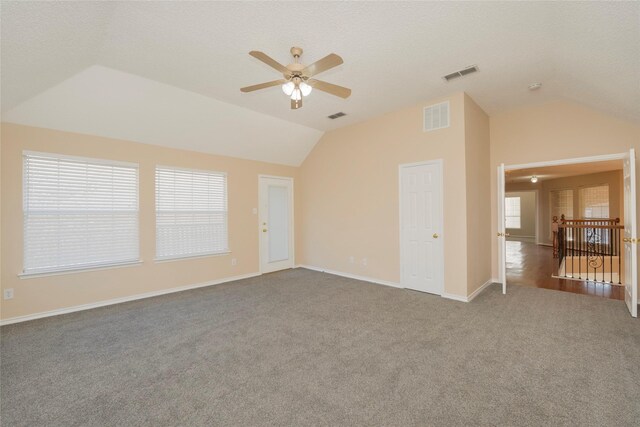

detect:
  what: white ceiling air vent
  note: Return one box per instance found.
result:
[442,65,479,82]
[328,112,346,119]
[423,101,450,132]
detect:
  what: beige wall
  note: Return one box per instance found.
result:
[298,93,470,296]
[505,191,537,239]
[298,92,492,298]
[490,101,640,284]
[1,123,297,319]
[463,94,492,294]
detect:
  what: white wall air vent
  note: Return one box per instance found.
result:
[423,101,450,132]
[442,65,479,82]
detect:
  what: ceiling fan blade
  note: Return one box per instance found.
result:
[249,51,290,75]
[240,79,286,93]
[291,98,302,110]
[302,53,343,77]
[307,79,351,99]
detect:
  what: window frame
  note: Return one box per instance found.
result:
[21,151,140,278]
[154,165,230,262]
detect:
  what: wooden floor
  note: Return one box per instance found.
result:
[506,240,625,300]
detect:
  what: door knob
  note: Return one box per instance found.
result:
[262,229,267,233]
[505,233,510,237]
[433,233,439,239]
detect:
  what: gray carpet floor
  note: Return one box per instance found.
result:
[1,268,639,426]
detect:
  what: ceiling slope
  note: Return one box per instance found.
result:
[2,66,323,166]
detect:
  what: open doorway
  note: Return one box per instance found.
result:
[504,160,624,299]
[497,151,638,318]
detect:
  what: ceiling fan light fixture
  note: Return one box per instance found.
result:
[282,81,295,96]
[299,82,312,97]
[291,87,302,101]
[531,176,538,183]
[242,47,350,109]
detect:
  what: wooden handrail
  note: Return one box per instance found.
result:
[557,214,620,224]
[562,218,620,224]
[558,224,624,229]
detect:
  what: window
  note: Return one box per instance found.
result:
[505,196,521,229]
[580,185,609,218]
[550,189,574,221]
[155,166,228,260]
[23,152,139,275]
[550,189,574,240]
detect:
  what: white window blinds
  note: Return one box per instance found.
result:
[155,166,228,260]
[23,152,139,275]
[550,189,574,239]
[550,189,574,220]
[505,196,521,229]
[580,185,610,218]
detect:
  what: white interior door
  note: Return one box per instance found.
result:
[259,176,294,274]
[400,161,444,295]
[623,149,637,317]
[497,163,507,294]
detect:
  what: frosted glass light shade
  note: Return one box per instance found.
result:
[282,82,295,96]
[299,82,312,96]
[291,88,302,101]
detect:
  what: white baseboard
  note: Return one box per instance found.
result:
[468,278,497,302]
[441,292,468,302]
[442,278,496,303]
[0,272,261,326]
[296,265,401,288]
[297,265,496,303]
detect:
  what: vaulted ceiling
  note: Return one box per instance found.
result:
[2,2,639,165]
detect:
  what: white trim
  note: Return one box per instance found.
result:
[505,152,626,171]
[297,266,496,303]
[442,278,496,303]
[19,260,143,279]
[468,278,496,302]
[398,159,445,295]
[297,265,401,288]
[1,272,260,326]
[441,292,468,302]
[258,175,295,274]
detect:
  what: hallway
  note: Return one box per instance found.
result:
[506,240,625,300]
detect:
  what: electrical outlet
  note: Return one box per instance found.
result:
[231,258,237,266]
[4,288,14,300]
[349,256,355,264]
[362,258,368,266]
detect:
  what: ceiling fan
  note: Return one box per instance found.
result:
[240,47,351,110]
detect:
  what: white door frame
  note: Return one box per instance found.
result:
[623,149,638,317]
[498,152,633,304]
[497,163,506,293]
[399,159,445,295]
[258,175,295,274]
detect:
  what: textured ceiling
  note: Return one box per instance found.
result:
[2,1,639,163]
